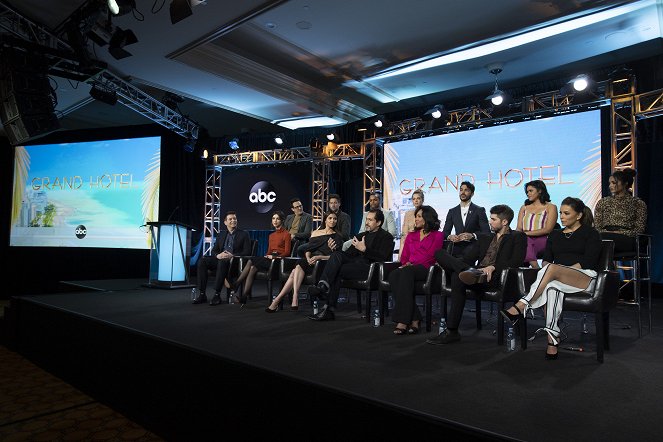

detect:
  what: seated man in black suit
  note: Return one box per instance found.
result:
[307,209,393,321]
[192,211,252,306]
[427,204,526,344]
[442,181,490,257]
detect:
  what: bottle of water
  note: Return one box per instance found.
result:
[313,299,319,315]
[372,307,380,327]
[191,288,197,301]
[506,326,516,352]
[438,317,447,335]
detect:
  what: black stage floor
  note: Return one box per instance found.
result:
[7,281,663,441]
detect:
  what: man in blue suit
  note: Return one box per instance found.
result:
[442,181,490,257]
[192,211,252,306]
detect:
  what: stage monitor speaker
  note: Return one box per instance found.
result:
[0,48,59,145]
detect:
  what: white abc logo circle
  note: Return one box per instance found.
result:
[249,188,276,203]
[248,181,276,213]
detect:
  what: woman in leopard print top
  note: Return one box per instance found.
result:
[594,168,647,254]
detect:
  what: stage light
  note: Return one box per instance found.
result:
[424,104,447,120]
[485,65,509,106]
[202,149,208,159]
[373,115,386,128]
[108,0,135,16]
[108,27,138,59]
[572,75,589,92]
[274,133,284,146]
[326,132,337,141]
[89,84,117,105]
[229,138,239,150]
[183,138,196,153]
[170,0,207,25]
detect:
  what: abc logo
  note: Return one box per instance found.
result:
[75,225,87,239]
[249,181,276,213]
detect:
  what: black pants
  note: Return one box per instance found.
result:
[197,256,231,294]
[389,264,429,324]
[434,249,495,330]
[319,251,370,308]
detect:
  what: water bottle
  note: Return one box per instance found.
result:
[438,317,447,335]
[372,307,380,327]
[506,326,516,352]
[191,288,197,301]
[313,299,319,315]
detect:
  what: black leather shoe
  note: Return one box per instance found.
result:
[459,268,487,285]
[425,329,461,345]
[308,307,335,321]
[191,290,208,304]
[209,293,221,306]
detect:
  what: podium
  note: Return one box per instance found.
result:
[145,221,195,289]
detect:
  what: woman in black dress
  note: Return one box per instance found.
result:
[265,211,342,312]
[501,197,602,359]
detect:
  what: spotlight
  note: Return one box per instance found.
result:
[202,149,208,159]
[170,0,207,25]
[229,138,239,150]
[89,84,117,105]
[485,66,508,106]
[572,74,589,92]
[274,133,285,146]
[326,132,337,141]
[108,27,138,59]
[183,138,196,153]
[108,0,135,16]
[424,104,447,120]
[373,115,386,128]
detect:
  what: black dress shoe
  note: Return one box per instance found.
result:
[191,291,208,304]
[308,308,335,321]
[459,268,487,285]
[425,329,461,345]
[209,293,221,306]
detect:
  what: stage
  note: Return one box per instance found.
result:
[5,281,662,441]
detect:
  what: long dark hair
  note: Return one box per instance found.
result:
[415,205,441,233]
[318,211,338,232]
[524,180,551,205]
[611,168,636,192]
[561,197,593,227]
[271,210,285,229]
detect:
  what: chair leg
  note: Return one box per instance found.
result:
[365,291,371,322]
[520,316,528,350]
[267,280,273,302]
[356,290,363,313]
[497,303,505,345]
[475,298,482,330]
[426,293,432,332]
[380,291,388,326]
[596,311,604,363]
[603,311,610,351]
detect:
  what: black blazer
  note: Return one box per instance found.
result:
[346,228,394,263]
[463,230,527,276]
[442,203,490,237]
[211,229,252,257]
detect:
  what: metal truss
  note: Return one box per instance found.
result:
[311,159,329,228]
[362,140,382,207]
[635,88,663,119]
[1,1,198,140]
[214,147,311,165]
[607,73,637,174]
[203,165,222,256]
[88,71,199,140]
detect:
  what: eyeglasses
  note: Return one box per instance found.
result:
[293,205,303,209]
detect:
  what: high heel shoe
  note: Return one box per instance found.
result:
[265,306,277,313]
[545,331,559,360]
[290,305,299,311]
[500,304,523,325]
